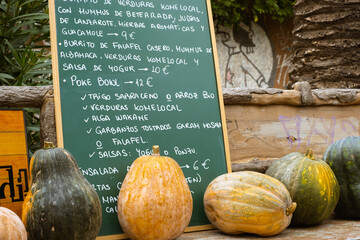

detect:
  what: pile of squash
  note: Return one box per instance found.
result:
[0,144,193,240]
[203,136,360,237]
[0,136,359,240]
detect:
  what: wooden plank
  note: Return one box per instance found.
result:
[0,132,27,156]
[0,155,29,198]
[0,110,25,132]
[0,110,29,217]
[225,104,360,165]
[0,156,29,217]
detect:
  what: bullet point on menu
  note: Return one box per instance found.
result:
[81,94,87,100]
[63,79,66,82]
[89,152,95,158]
[84,118,89,122]
[87,128,92,134]
[83,105,88,110]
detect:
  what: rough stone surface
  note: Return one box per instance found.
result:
[313,89,359,103]
[292,81,314,105]
[222,88,285,105]
[289,0,360,88]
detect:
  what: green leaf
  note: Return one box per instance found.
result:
[0,73,15,79]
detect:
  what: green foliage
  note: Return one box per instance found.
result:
[24,107,41,156]
[211,0,295,26]
[0,0,52,154]
[0,0,52,86]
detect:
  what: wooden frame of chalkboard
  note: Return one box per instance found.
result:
[49,0,231,238]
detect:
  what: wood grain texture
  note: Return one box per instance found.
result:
[0,86,52,107]
[0,110,29,218]
[0,110,25,132]
[225,104,360,168]
[0,133,27,156]
[40,90,57,147]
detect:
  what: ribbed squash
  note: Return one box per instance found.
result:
[22,142,102,240]
[323,136,360,219]
[266,149,340,225]
[117,145,193,240]
[0,207,27,240]
[203,171,296,236]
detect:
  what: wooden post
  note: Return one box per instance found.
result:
[0,86,56,147]
[40,89,57,147]
[0,86,52,107]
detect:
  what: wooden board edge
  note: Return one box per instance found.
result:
[48,0,64,148]
[0,109,29,158]
[94,224,215,240]
[206,0,232,173]
[0,108,27,132]
[185,224,215,232]
[96,233,127,240]
[20,109,30,166]
[0,109,29,165]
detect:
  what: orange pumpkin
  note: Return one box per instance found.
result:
[0,207,27,240]
[203,171,296,236]
[117,145,193,240]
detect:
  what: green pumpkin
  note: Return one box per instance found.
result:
[323,136,360,219]
[22,142,102,240]
[265,149,339,225]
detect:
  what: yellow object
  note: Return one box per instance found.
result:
[0,110,29,218]
[118,145,193,240]
[203,171,296,236]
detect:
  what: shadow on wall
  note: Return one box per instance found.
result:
[215,19,293,90]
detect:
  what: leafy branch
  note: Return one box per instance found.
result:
[0,0,51,154]
[211,0,295,26]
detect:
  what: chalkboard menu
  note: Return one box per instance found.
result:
[49,0,231,238]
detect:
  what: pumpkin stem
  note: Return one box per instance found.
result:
[286,202,297,216]
[152,145,160,156]
[44,141,55,150]
[305,149,315,160]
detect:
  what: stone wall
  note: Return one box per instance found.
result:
[289,0,360,88]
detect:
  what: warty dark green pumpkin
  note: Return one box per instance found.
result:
[265,149,340,225]
[323,136,360,219]
[22,142,102,240]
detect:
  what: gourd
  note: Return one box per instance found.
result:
[22,142,102,240]
[265,149,340,225]
[323,136,360,219]
[203,171,296,236]
[0,207,27,240]
[117,145,193,240]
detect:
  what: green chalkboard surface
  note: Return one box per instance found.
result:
[50,0,231,238]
